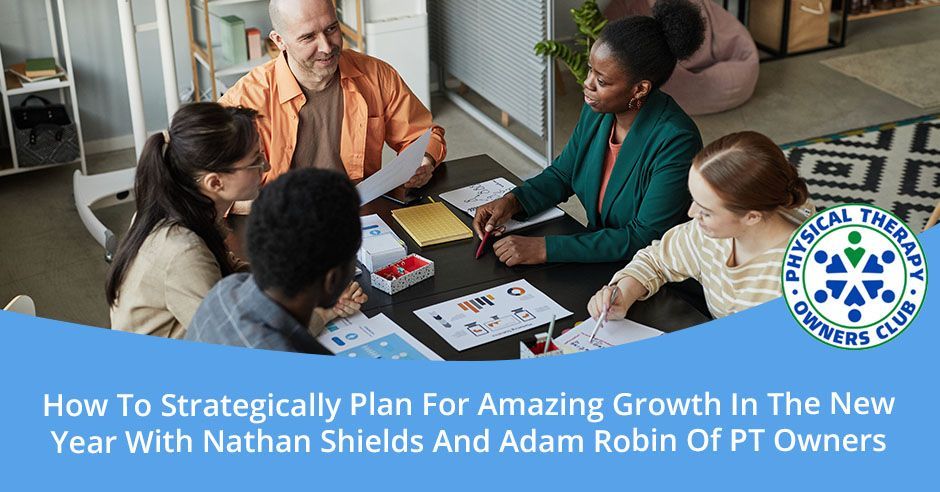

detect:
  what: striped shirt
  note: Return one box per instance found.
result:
[611,206,814,318]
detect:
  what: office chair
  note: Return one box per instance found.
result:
[3,295,36,317]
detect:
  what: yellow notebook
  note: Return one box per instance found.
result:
[391,202,473,247]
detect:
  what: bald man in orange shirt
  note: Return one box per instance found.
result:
[220,0,446,202]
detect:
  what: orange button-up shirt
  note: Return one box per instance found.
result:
[219,49,446,183]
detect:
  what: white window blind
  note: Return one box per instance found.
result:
[429,0,550,140]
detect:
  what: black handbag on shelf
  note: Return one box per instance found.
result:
[11,95,80,167]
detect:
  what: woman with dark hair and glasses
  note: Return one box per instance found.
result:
[107,102,364,338]
[474,0,707,266]
[106,103,267,338]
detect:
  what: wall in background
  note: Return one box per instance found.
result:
[0,0,271,154]
[0,0,615,154]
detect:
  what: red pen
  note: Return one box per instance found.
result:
[475,229,491,259]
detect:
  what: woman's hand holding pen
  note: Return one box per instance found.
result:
[472,193,522,239]
[588,278,647,322]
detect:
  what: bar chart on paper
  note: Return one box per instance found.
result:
[414,280,572,351]
[457,294,496,313]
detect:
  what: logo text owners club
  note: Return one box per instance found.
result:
[783,204,927,349]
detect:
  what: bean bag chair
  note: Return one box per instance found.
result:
[603,0,759,115]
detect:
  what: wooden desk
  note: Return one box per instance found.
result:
[230,154,710,360]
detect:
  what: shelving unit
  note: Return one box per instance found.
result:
[184,0,366,102]
[185,0,267,102]
[336,0,366,50]
[0,0,86,177]
[741,0,850,60]
[848,0,940,20]
[731,0,940,60]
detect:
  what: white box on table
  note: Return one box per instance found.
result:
[370,254,434,295]
[359,233,407,272]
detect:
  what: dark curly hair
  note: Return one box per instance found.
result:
[246,169,362,298]
[599,0,706,89]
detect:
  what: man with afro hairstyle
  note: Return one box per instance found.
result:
[187,169,362,353]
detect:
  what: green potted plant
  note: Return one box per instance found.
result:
[534,0,608,85]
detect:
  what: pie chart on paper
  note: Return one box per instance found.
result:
[507,287,526,296]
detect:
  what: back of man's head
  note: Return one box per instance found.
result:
[247,169,361,302]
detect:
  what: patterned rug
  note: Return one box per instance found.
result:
[782,115,940,231]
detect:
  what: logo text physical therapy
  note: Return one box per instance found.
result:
[782,204,927,349]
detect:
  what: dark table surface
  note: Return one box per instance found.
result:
[228,154,709,360]
[355,154,709,360]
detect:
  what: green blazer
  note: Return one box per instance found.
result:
[511,90,702,263]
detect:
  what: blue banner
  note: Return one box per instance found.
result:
[1,228,936,491]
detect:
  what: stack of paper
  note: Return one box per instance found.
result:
[438,177,565,232]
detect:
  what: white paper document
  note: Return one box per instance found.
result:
[555,317,663,352]
[438,177,565,232]
[356,129,432,205]
[414,280,573,351]
[318,312,442,360]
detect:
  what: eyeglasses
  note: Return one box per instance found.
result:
[228,161,268,173]
[193,159,269,183]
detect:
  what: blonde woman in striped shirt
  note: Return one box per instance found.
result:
[588,131,815,320]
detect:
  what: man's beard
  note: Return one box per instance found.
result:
[301,49,339,78]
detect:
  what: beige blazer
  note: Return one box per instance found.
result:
[110,222,221,338]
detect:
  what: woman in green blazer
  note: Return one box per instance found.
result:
[473,0,706,266]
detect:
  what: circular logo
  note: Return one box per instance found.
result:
[782,204,928,349]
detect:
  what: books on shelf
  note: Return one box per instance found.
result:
[25,57,57,77]
[6,62,66,84]
[4,69,66,93]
